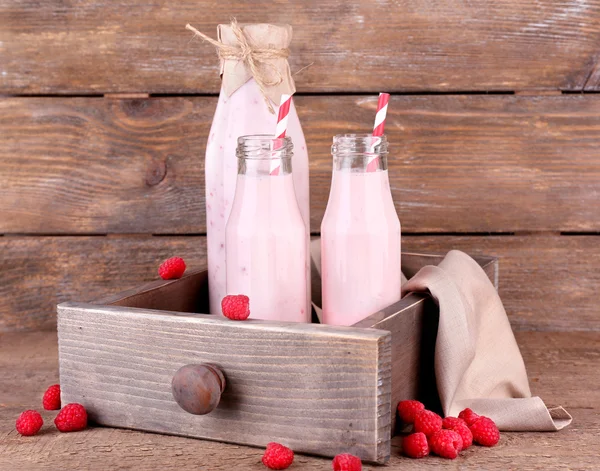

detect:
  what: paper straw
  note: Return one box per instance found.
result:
[372,93,390,137]
[367,93,390,172]
[270,94,293,176]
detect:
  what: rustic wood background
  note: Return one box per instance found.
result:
[1,1,599,333]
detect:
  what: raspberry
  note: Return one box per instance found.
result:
[332,453,362,471]
[42,384,61,410]
[458,407,480,426]
[158,257,186,280]
[397,400,425,424]
[261,442,294,470]
[54,403,87,432]
[402,432,429,459]
[429,429,463,459]
[15,410,43,436]
[469,416,500,447]
[221,294,250,320]
[442,417,466,429]
[449,423,473,450]
[414,409,442,436]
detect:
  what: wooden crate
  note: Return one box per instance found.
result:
[57,252,497,464]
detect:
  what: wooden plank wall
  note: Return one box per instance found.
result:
[1,1,599,332]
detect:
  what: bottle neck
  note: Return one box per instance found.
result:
[331,133,389,172]
[236,135,294,176]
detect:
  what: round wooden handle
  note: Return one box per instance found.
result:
[171,364,226,415]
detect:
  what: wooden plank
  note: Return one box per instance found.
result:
[91,268,209,314]
[307,94,600,233]
[402,235,600,332]
[0,97,211,234]
[355,295,430,435]
[0,236,210,332]
[1,1,599,93]
[3,95,600,234]
[57,303,392,463]
[2,331,600,470]
[2,235,599,333]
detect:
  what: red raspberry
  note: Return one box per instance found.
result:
[458,407,480,426]
[15,410,43,436]
[332,453,362,471]
[158,257,186,280]
[397,400,425,424]
[429,429,463,459]
[414,409,442,436]
[442,416,466,429]
[469,416,500,447]
[402,432,429,459]
[54,403,87,432]
[221,294,250,320]
[262,442,293,470]
[449,423,473,450]
[42,384,61,410]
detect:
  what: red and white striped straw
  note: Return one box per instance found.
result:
[367,93,390,172]
[373,93,390,137]
[270,94,293,176]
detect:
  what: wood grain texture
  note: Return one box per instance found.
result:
[92,268,210,315]
[0,236,210,332]
[0,97,209,234]
[2,330,599,470]
[3,95,600,233]
[308,95,600,233]
[57,303,392,463]
[402,235,600,332]
[1,1,600,94]
[356,295,430,435]
[2,235,598,333]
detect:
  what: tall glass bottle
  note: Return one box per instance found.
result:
[203,23,310,314]
[321,134,401,326]
[226,135,308,322]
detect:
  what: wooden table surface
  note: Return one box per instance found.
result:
[1,330,598,470]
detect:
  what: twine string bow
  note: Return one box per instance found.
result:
[186,20,290,113]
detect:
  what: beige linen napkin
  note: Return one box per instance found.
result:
[401,250,571,431]
[312,240,571,431]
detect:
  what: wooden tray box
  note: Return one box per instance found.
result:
[57,252,497,464]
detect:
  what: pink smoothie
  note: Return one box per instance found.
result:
[226,173,308,322]
[205,79,310,315]
[321,169,401,326]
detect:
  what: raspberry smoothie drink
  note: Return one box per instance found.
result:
[226,136,308,322]
[199,22,310,315]
[321,134,401,326]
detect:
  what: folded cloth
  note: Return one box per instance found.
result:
[401,250,571,431]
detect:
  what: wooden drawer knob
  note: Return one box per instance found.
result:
[171,364,226,415]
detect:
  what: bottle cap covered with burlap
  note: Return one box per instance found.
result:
[186,21,295,113]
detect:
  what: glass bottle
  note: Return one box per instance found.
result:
[320,134,401,326]
[226,135,308,322]
[204,24,310,315]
